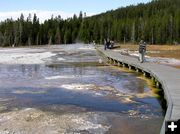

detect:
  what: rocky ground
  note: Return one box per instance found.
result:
[0,107,110,134]
[0,106,163,134]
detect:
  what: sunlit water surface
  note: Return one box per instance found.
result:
[0,44,164,134]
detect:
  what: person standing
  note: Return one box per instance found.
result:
[106,38,110,49]
[104,38,107,50]
[139,40,147,63]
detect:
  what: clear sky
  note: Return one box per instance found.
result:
[0,0,151,22]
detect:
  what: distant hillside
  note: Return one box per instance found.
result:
[81,0,180,44]
[0,0,180,46]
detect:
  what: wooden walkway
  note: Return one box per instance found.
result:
[96,46,180,134]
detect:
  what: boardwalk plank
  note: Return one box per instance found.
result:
[96,46,180,133]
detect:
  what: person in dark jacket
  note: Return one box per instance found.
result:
[139,40,147,63]
[106,38,110,49]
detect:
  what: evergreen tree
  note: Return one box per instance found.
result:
[55,27,61,44]
[0,31,3,46]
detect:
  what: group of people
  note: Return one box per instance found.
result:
[104,38,114,50]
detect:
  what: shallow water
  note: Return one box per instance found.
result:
[0,44,164,134]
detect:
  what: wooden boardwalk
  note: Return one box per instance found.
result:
[96,46,180,134]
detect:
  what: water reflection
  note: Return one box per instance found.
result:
[0,63,162,116]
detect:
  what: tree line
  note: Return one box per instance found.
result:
[0,0,180,47]
[0,12,83,46]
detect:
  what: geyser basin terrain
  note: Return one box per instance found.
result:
[0,44,164,134]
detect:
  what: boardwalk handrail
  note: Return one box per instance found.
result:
[96,46,180,134]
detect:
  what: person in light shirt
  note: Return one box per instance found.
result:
[139,40,147,63]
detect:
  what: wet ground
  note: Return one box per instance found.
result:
[0,44,164,134]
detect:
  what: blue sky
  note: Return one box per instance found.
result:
[0,0,151,22]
